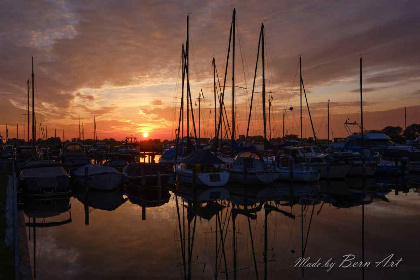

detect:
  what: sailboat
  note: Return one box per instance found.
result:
[228,21,282,185]
[20,58,71,196]
[175,149,230,187]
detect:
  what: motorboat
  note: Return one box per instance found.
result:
[228,151,281,185]
[60,142,91,170]
[175,149,229,187]
[275,156,320,182]
[73,164,123,190]
[283,146,351,179]
[19,160,70,195]
[123,163,171,186]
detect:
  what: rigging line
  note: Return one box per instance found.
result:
[301,78,318,144]
[316,112,326,136]
[265,31,289,106]
[247,217,259,280]
[216,21,233,143]
[303,204,315,256]
[215,59,232,138]
[216,214,229,280]
[246,27,262,140]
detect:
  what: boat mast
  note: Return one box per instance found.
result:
[186,16,190,148]
[27,79,30,144]
[231,8,236,143]
[213,58,217,150]
[62,129,64,142]
[16,124,18,140]
[31,57,35,146]
[360,57,363,147]
[198,89,203,147]
[300,56,302,141]
[327,99,330,143]
[404,106,407,130]
[262,23,267,143]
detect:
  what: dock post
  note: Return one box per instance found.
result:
[84,167,89,225]
[243,160,248,185]
[193,167,197,200]
[142,206,146,220]
[289,157,294,196]
[141,164,146,186]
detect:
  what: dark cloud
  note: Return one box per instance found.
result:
[1,0,420,139]
[150,99,163,106]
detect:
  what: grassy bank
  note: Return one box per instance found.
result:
[0,174,14,279]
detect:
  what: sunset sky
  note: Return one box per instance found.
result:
[0,0,419,141]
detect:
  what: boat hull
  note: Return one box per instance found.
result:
[76,173,123,190]
[21,175,70,194]
[348,163,376,176]
[277,168,320,182]
[315,164,352,179]
[176,169,230,187]
[228,170,281,185]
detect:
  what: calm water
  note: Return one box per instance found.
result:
[24,175,420,280]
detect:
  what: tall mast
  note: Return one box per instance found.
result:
[186,15,190,146]
[213,58,217,141]
[283,110,285,138]
[300,56,302,141]
[262,23,267,142]
[269,97,272,141]
[27,79,30,144]
[404,107,407,130]
[55,129,56,138]
[32,57,35,146]
[360,57,364,147]
[46,125,48,139]
[327,99,330,143]
[78,117,81,140]
[231,8,236,142]
[198,89,203,146]
[17,124,19,140]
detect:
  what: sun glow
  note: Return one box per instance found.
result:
[143,132,149,138]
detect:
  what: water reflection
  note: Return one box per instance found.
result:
[23,175,420,279]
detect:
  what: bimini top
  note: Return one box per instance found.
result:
[182,149,225,165]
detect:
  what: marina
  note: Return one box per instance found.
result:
[1,1,420,279]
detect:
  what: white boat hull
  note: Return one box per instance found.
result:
[176,167,230,187]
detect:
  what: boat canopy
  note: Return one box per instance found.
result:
[182,149,225,165]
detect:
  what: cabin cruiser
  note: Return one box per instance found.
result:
[346,149,377,176]
[19,160,70,195]
[60,142,91,171]
[228,151,281,184]
[74,164,123,190]
[283,146,351,179]
[175,149,229,187]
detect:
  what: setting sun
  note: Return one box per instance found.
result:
[142,132,149,138]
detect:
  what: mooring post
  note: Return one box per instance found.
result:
[289,157,294,196]
[243,160,248,185]
[193,166,197,200]
[141,164,146,186]
[142,206,146,220]
[84,166,89,226]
